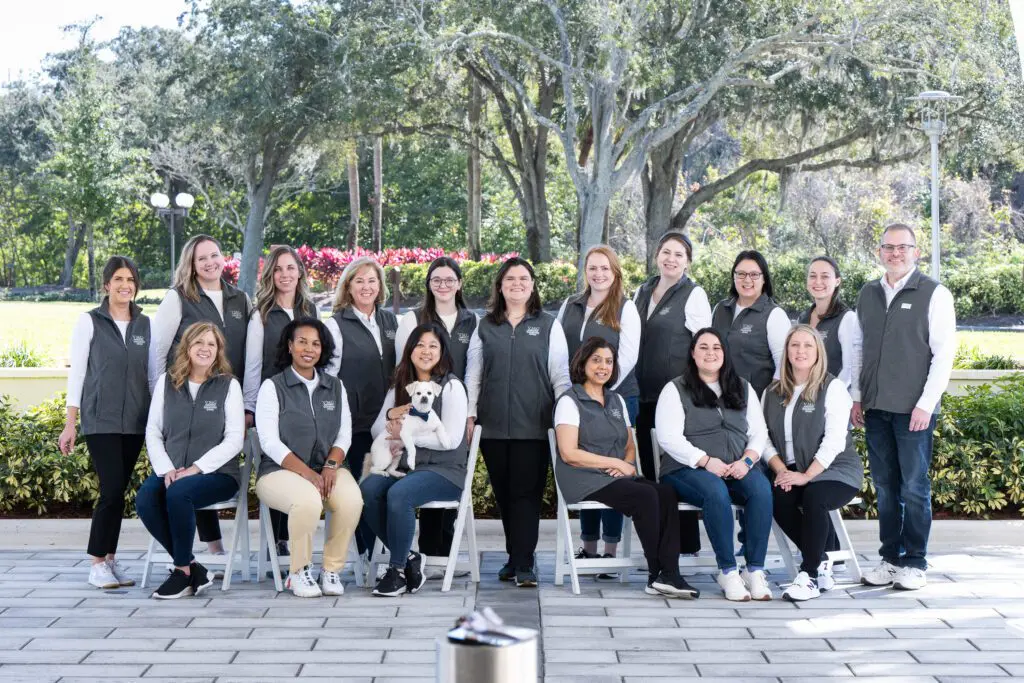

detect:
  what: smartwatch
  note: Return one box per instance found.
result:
[324,460,339,470]
[742,456,755,468]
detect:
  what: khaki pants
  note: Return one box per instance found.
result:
[255,468,363,574]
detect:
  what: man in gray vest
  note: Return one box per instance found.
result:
[853,224,955,591]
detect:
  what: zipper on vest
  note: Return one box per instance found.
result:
[507,324,515,437]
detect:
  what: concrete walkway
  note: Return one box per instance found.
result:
[0,519,1022,682]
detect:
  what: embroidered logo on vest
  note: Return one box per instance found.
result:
[322,400,336,411]
[819,330,829,341]
[609,407,622,419]
[230,309,242,320]
[132,335,146,346]
[525,326,540,336]
[740,324,753,334]
[658,307,672,316]
[801,402,816,414]
[385,329,396,340]
[203,400,218,412]
[457,332,470,344]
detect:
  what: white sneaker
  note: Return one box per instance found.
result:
[893,566,927,591]
[285,565,323,598]
[105,558,135,587]
[717,570,751,602]
[319,570,344,596]
[741,569,773,601]
[782,571,821,602]
[816,562,835,592]
[88,561,120,589]
[862,560,900,586]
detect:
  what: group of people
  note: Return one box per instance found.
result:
[60,221,954,603]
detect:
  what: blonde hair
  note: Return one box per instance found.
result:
[769,324,829,405]
[331,256,388,313]
[581,245,625,332]
[168,322,233,390]
[173,235,223,303]
[255,245,315,323]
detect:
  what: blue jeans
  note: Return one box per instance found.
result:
[663,465,772,572]
[135,472,239,568]
[864,409,936,570]
[360,471,462,568]
[579,395,638,545]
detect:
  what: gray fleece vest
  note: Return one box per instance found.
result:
[660,378,749,478]
[171,281,249,378]
[798,304,850,379]
[413,306,477,380]
[712,294,783,396]
[405,374,469,489]
[763,375,864,492]
[856,270,940,414]
[553,384,630,504]
[333,306,398,433]
[80,301,151,436]
[560,294,639,399]
[258,369,346,479]
[634,275,698,402]
[476,311,556,440]
[259,301,317,382]
[161,374,240,486]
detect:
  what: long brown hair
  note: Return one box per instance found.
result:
[581,245,624,333]
[173,235,224,303]
[168,322,233,390]
[256,245,315,323]
[485,257,542,324]
[769,324,829,405]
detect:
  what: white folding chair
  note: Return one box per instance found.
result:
[368,426,483,593]
[140,431,254,590]
[772,499,864,582]
[550,428,636,594]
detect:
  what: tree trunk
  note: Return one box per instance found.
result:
[642,133,688,268]
[466,70,482,260]
[347,149,360,250]
[86,223,96,299]
[60,214,86,287]
[239,185,273,296]
[577,185,613,281]
[371,136,383,252]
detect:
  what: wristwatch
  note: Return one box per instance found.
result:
[323,460,339,470]
[743,456,755,468]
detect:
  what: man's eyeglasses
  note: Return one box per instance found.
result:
[429,277,458,287]
[733,271,762,281]
[880,244,916,254]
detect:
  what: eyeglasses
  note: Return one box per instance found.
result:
[733,271,762,281]
[880,244,916,254]
[429,277,458,288]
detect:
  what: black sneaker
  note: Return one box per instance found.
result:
[276,540,290,557]
[372,567,407,597]
[515,566,538,587]
[497,562,516,582]
[190,562,213,596]
[575,547,598,560]
[650,570,700,599]
[595,553,619,581]
[405,552,426,594]
[152,569,193,600]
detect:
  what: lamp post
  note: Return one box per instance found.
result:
[908,90,960,281]
[150,192,195,276]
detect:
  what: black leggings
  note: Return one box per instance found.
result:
[636,401,701,554]
[586,478,680,578]
[418,508,457,556]
[84,433,145,557]
[481,438,548,569]
[772,475,858,576]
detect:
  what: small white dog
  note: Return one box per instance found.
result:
[363,381,445,480]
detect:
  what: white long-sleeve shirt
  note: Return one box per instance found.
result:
[654,380,768,469]
[555,298,641,392]
[464,318,572,418]
[833,310,863,392]
[145,374,245,476]
[324,308,388,376]
[633,282,713,332]
[761,381,853,468]
[242,309,294,412]
[254,368,352,465]
[149,288,237,392]
[370,380,468,451]
[851,271,957,413]
[66,313,130,409]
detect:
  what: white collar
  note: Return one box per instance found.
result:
[290,366,319,387]
[881,269,914,293]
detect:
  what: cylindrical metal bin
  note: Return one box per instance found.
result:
[435,628,538,682]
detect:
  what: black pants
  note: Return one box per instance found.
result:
[587,478,680,578]
[636,401,701,554]
[481,438,548,569]
[349,431,375,554]
[772,474,858,576]
[84,433,145,557]
[418,508,457,556]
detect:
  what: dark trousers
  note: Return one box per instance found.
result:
[84,433,145,557]
[587,478,680,578]
[481,438,548,569]
[864,409,937,570]
[578,396,637,547]
[417,508,457,556]
[771,472,859,576]
[348,431,375,554]
[135,473,239,567]
[636,401,701,554]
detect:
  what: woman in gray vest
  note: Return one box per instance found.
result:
[325,256,399,554]
[466,257,572,587]
[633,232,711,555]
[149,235,252,556]
[256,318,363,598]
[711,250,790,397]
[243,245,318,561]
[361,322,469,597]
[655,328,774,602]
[763,325,863,601]
[554,337,699,599]
[798,256,862,390]
[137,322,244,599]
[556,245,641,572]
[394,257,477,569]
[59,256,150,591]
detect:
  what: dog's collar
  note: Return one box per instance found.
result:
[409,406,431,421]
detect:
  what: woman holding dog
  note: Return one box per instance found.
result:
[465,257,572,587]
[361,322,469,597]
[255,317,363,598]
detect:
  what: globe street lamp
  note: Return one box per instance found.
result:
[150,192,195,276]
[908,90,960,281]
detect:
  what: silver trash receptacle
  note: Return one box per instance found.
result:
[436,626,538,682]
